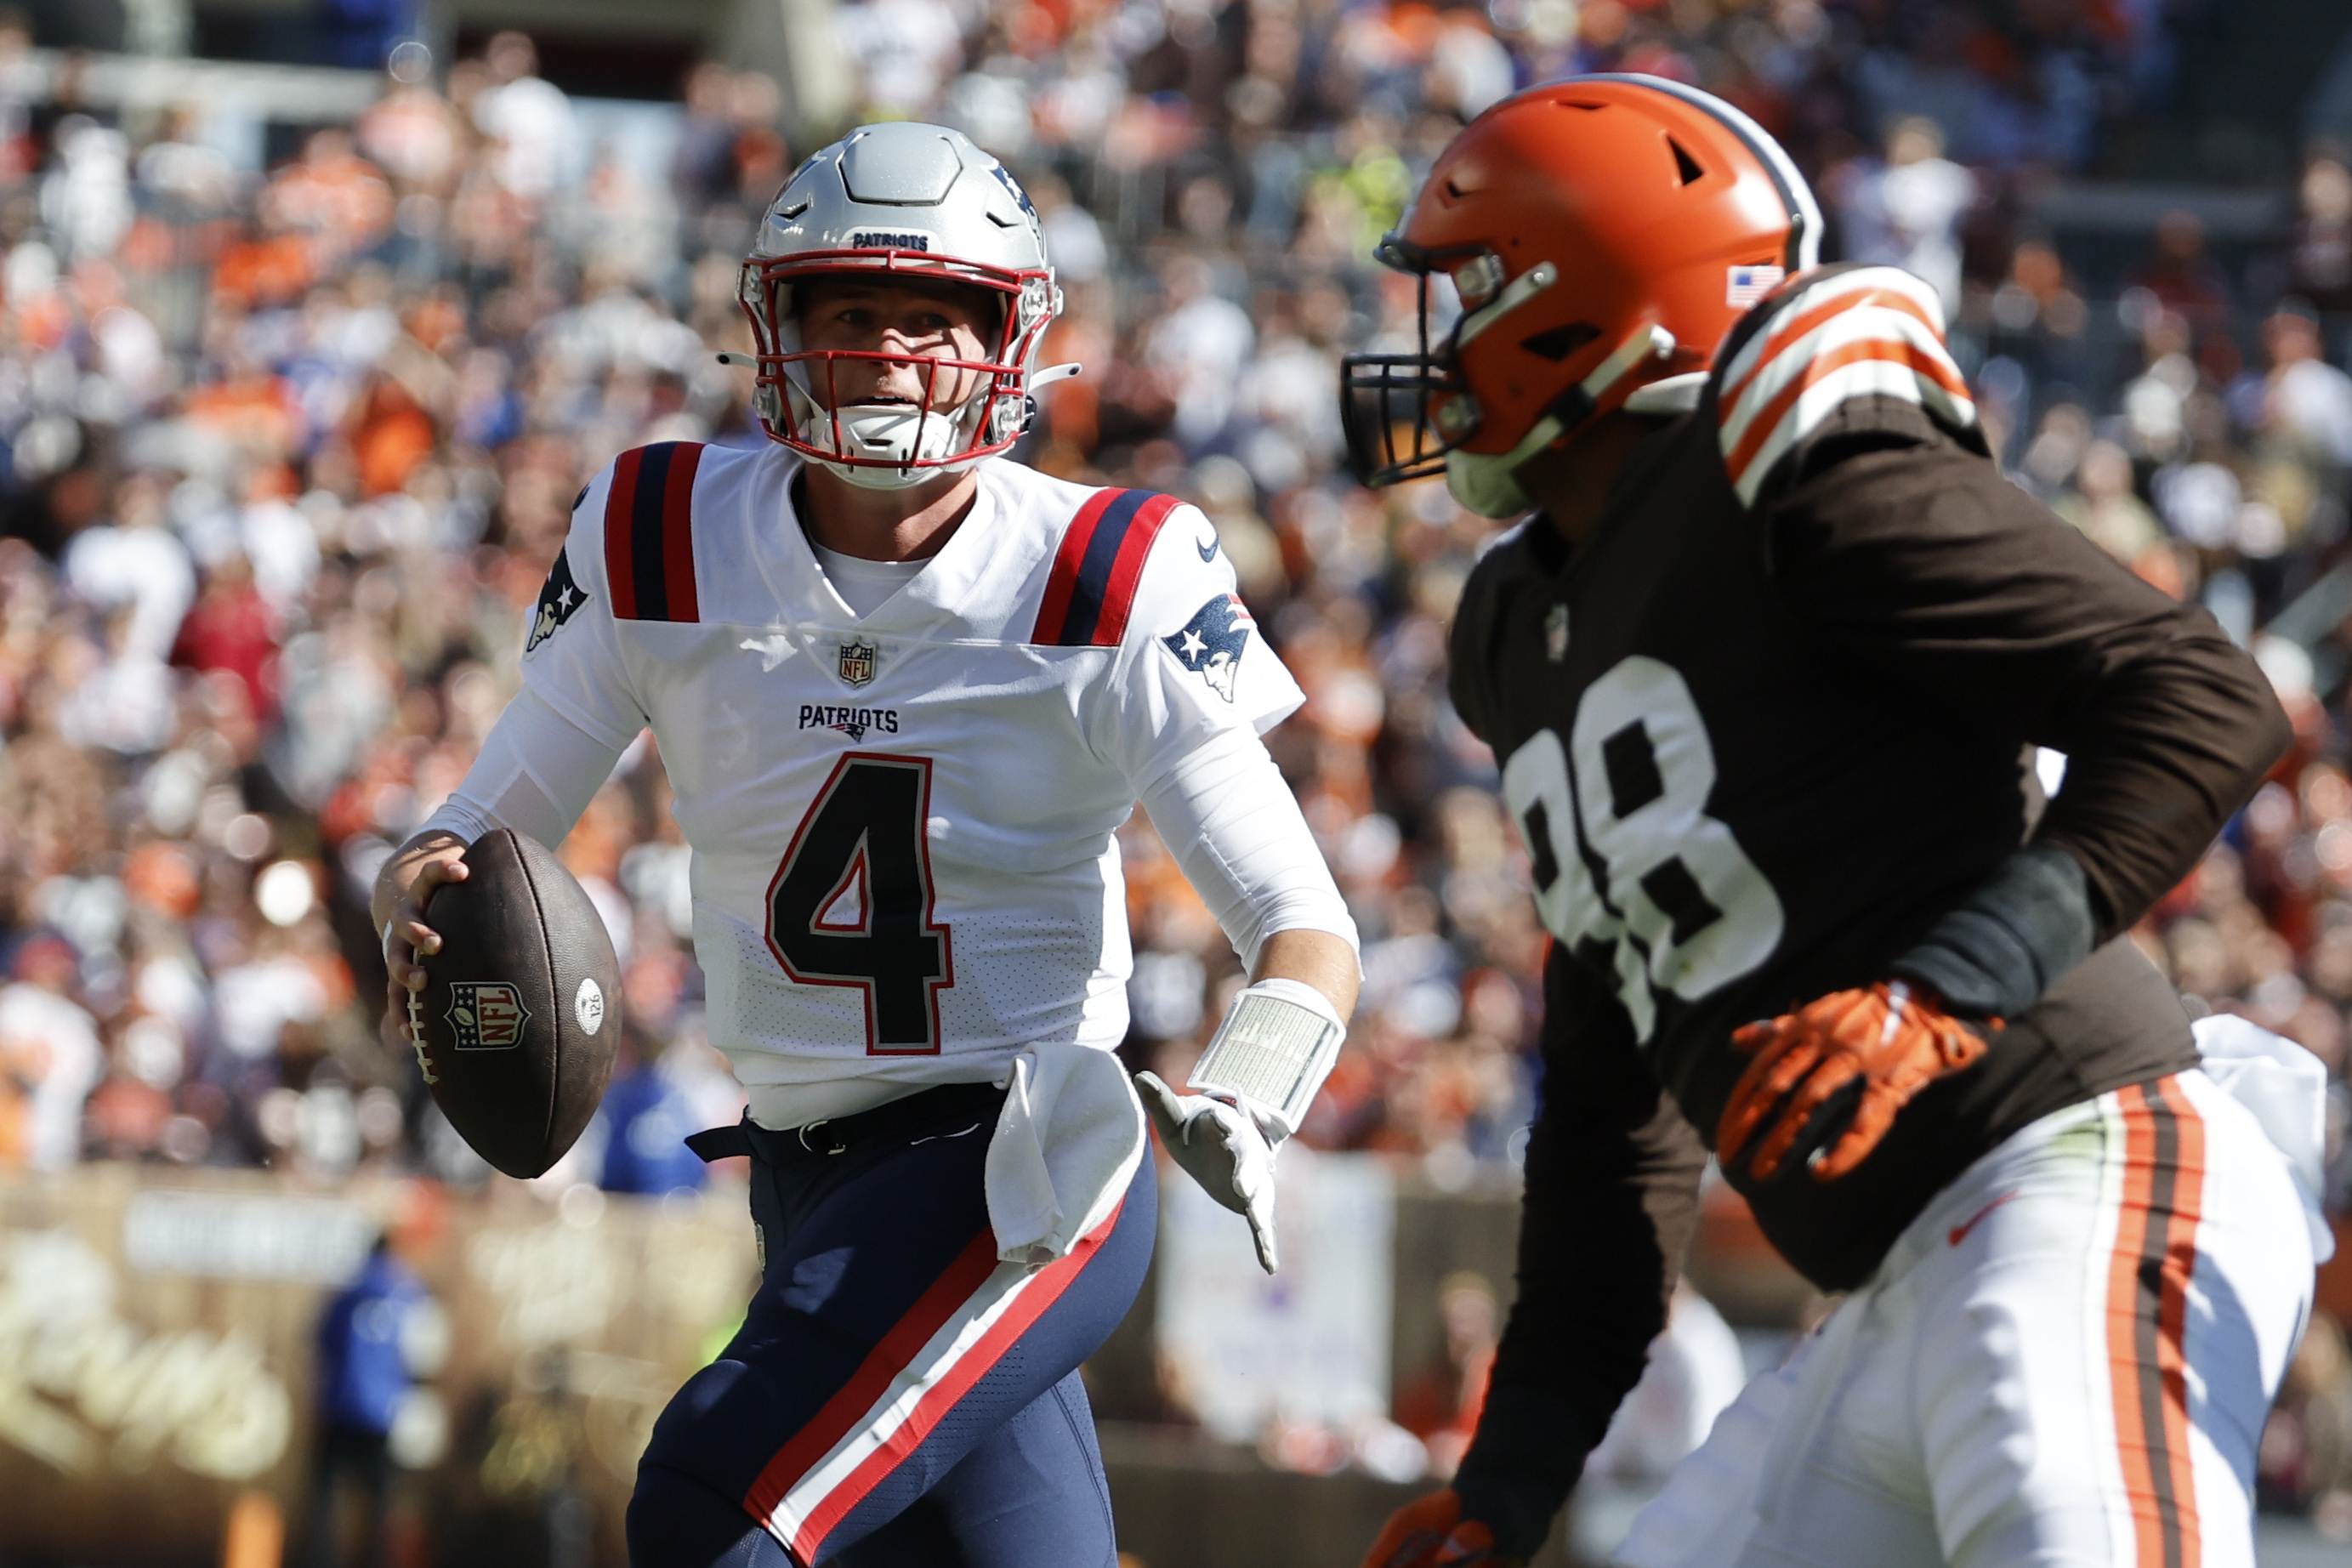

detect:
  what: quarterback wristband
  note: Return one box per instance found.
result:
[1452,1383,1607,1559]
[1889,842,2094,1020]
[1187,977,1345,1143]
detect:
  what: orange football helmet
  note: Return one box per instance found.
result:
[1341,75,1821,514]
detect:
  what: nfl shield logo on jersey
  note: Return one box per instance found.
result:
[445,981,531,1050]
[1163,594,1254,703]
[838,639,878,688]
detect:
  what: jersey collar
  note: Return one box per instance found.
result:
[759,452,1008,639]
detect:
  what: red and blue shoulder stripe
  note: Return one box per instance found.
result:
[1029,487,1184,647]
[602,440,705,622]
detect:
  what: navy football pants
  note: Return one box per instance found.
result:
[628,1083,1154,1568]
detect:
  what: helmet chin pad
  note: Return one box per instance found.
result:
[1445,412,1565,519]
[795,399,986,489]
[1446,447,1534,519]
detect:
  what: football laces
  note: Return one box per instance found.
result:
[406,962,437,1085]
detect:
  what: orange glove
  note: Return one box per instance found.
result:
[1718,981,1992,1182]
[1361,1489,1521,1568]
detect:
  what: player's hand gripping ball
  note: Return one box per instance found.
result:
[1362,1490,1520,1568]
[1718,980,1992,1181]
[406,829,623,1179]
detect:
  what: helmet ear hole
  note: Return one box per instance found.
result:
[1669,137,1705,185]
[1521,322,1600,362]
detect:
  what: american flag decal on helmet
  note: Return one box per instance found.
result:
[1725,264,1785,307]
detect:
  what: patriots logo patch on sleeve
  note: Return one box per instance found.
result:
[1162,594,1255,703]
[526,548,588,653]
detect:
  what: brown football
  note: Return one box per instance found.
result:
[410,829,622,1179]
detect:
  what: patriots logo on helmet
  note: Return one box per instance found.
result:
[986,161,1039,225]
[1163,595,1255,703]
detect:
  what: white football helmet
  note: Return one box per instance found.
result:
[737,122,1065,488]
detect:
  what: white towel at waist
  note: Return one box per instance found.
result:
[2192,1011,2335,1261]
[986,1041,1148,1267]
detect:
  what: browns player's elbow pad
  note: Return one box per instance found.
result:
[1888,843,2094,1021]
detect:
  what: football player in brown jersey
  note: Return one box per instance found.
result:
[1344,77,2328,1568]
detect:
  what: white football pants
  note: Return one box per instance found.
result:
[1616,1060,2321,1568]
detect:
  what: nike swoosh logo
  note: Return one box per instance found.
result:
[1196,534,1219,560]
[1947,1192,2016,1247]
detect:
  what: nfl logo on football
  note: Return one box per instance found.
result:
[838,639,878,689]
[446,981,531,1050]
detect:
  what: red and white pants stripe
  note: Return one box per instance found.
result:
[1616,1069,2316,1568]
[746,1208,1122,1561]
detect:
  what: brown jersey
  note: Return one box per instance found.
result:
[1448,266,2288,1449]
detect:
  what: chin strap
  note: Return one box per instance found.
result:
[730,354,1084,482]
[1548,323,1679,431]
[1446,326,1679,518]
[1622,370,1707,414]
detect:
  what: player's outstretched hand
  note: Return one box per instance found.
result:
[1361,1489,1521,1568]
[1134,1071,1280,1273]
[1719,980,1993,1181]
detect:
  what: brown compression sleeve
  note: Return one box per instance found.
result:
[1452,945,1708,1557]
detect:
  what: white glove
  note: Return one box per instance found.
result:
[1135,1071,1281,1274]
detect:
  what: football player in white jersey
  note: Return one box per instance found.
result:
[371,123,1359,1568]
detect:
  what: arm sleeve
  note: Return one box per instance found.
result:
[1137,724,1358,971]
[1452,946,1709,1555]
[1766,439,2290,942]
[1091,503,1305,787]
[418,685,628,849]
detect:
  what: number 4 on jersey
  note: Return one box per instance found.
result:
[766,753,954,1053]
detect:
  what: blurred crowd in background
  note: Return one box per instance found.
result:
[0,0,2348,1526]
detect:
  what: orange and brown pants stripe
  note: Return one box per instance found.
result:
[2105,1075,2208,1568]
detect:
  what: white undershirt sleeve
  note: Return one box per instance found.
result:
[419,685,629,849]
[1138,724,1360,972]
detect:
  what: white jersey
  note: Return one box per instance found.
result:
[518,440,1304,1109]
